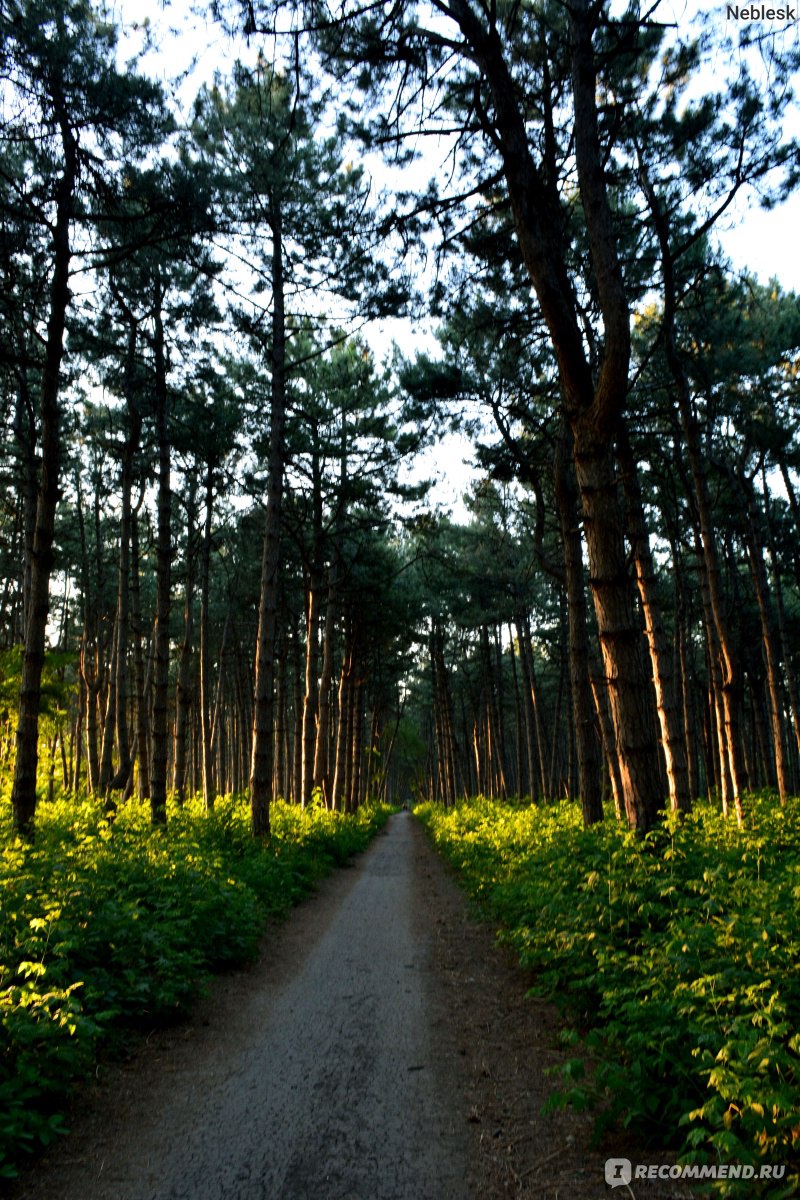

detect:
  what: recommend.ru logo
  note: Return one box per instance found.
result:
[605,1157,787,1187]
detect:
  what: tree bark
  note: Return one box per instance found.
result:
[313,567,338,807]
[617,423,691,813]
[553,421,603,824]
[301,576,321,807]
[149,276,171,827]
[738,471,789,803]
[173,472,197,803]
[10,101,76,838]
[199,463,215,810]
[109,322,142,796]
[249,199,287,837]
[130,508,150,799]
[331,616,354,812]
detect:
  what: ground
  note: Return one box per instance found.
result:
[6,813,694,1200]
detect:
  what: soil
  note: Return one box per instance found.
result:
[6,812,694,1200]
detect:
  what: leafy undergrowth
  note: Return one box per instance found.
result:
[417,795,800,1197]
[0,793,391,1178]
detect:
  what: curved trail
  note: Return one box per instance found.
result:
[24,813,469,1200]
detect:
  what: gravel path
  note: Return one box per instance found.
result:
[12,813,468,1200]
[146,810,467,1200]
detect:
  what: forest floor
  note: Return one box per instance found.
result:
[6,812,694,1200]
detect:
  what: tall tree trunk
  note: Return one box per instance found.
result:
[11,107,76,837]
[301,437,323,808]
[82,646,102,796]
[675,587,700,803]
[617,423,691,813]
[97,615,118,797]
[514,612,543,802]
[275,629,287,800]
[250,200,287,837]
[199,464,215,810]
[508,624,525,798]
[13,373,37,645]
[349,676,365,812]
[694,534,733,812]
[301,575,321,808]
[553,421,603,824]
[313,567,338,807]
[109,326,142,796]
[149,279,171,827]
[590,668,624,821]
[208,612,230,795]
[431,625,458,806]
[331,616,353,812]
[130,509,150,799]
[291,617,303,805]
[173,473,197,803]
[639,157,745,825]
[738,471,789,803]
[72,675,85,793]
[681,414,745,821]
[570,424,659,829]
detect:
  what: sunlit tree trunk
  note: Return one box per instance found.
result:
[590,669,623,821]
[676,595,700,802]
[97,616,118,797]
[738,471,789,803]
[508,625,525,797]
[617,424,690,813]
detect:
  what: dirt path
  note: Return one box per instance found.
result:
[8,813,693,1200]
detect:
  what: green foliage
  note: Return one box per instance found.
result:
[0,647,77,720]
[417,796,800,1197]
[0,793,390,1178]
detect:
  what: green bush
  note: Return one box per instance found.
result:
[0,793,391,1178]
[417,795,800,1197]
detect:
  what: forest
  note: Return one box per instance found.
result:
[1,0,800,1192]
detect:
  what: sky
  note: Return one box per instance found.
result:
[114,0,800,513]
